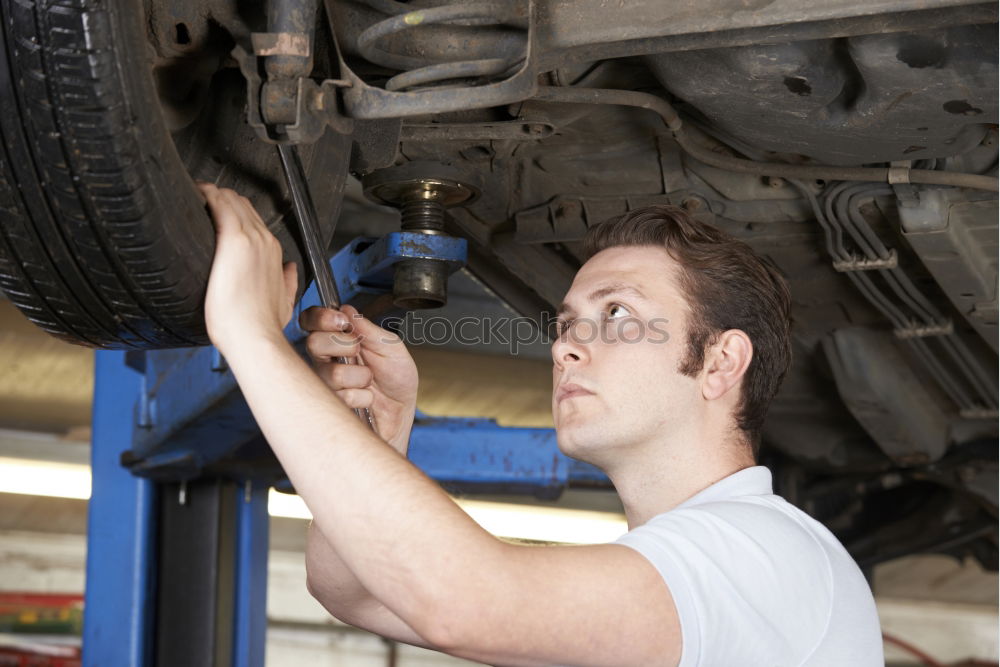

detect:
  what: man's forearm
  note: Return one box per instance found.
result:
[305,521,370,612]
[303,414,413,618]
[306,522,436,647]
[222,334,501,640]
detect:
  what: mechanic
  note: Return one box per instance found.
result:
[198,181,884,666]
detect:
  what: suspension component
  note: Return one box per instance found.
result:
[356,0,527,92]
[326,0,537,119]
[235,0,354,144]
[363,166,478,309]
[255,0,319,126]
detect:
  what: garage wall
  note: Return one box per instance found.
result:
[0,525,476,666]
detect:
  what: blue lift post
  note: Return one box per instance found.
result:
[83,233,608,666]
[84,351,156,666]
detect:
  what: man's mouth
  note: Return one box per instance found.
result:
[556,382,595,403]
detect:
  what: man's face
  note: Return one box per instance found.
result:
[551,245,701,467]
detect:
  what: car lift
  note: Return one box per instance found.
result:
[81,232,607,666]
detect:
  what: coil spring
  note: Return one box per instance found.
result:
[357,0,527,92]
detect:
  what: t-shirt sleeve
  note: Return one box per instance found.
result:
[614,501,834,667]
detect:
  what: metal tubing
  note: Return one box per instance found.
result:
[532,86,999,192]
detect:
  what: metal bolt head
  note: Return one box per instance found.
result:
[681,197,703,212]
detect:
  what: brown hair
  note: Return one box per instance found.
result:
[583,205,792,456]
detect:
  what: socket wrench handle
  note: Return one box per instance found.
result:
[277,144,378,432]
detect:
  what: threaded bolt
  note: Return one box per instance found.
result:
[400,197,445,232]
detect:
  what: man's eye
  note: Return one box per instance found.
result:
[607,303,630,320]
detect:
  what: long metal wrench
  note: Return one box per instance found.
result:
[276,143,378,432]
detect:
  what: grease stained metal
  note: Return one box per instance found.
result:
[399,237,437,255]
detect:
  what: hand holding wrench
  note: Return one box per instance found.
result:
[276,143,378,432]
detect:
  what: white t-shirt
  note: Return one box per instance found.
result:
[614,466,883,667]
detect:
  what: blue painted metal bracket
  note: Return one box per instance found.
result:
[124,232,467,480]
[408,414,608,498]
[326,232,467,306]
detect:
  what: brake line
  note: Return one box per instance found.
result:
[532,86,999,192]
[822,183,997,411]
[795,179,983,413]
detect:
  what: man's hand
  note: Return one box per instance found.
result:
[300,305,418,453]
[200,182,298,353]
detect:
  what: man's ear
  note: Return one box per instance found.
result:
[701,330,753,401]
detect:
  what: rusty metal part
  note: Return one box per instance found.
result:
[400,121,554,142]
[259,0,317,126]
[251,31,311,57]
[232,45,354,144]
[362,166,479,309]
[327,0,993,82]
[245,0,352,143]
[392,258,451,309]
[366,177,479,222]
[261,79,299,125]
[356,1,526,92]
[831,250,899,272]
[264,0,318,79]
[323,0,537,119]
[533,0,996,69]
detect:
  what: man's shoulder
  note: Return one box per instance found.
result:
[645,491,830,546]
[617,492,865,626]
[616,494,854,666]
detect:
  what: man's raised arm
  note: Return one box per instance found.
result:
[297,303,426,643]
[199,182,682,666]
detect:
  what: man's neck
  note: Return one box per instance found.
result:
[607,435,756,529]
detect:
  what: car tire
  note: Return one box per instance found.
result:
[0,0,348,348]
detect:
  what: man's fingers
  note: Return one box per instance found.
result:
[194,180,209,203]
[299,306,351,333]
[339,306,404,355]
[306,330,360,360]
[199,183,262,239]
[199,183,241,235]
[235,192,271,238]
[334,387,374,410]
[324,362,374,391]
[300,306,405,363]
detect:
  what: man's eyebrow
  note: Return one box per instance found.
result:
[556,283,646,318]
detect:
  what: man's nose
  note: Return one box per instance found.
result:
[551,322,591,368]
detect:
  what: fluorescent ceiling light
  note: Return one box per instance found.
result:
[0,458,627,545]
[0,457,91,500]
[268,491,628,544]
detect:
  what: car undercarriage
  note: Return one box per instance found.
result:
[0,0,996,570]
